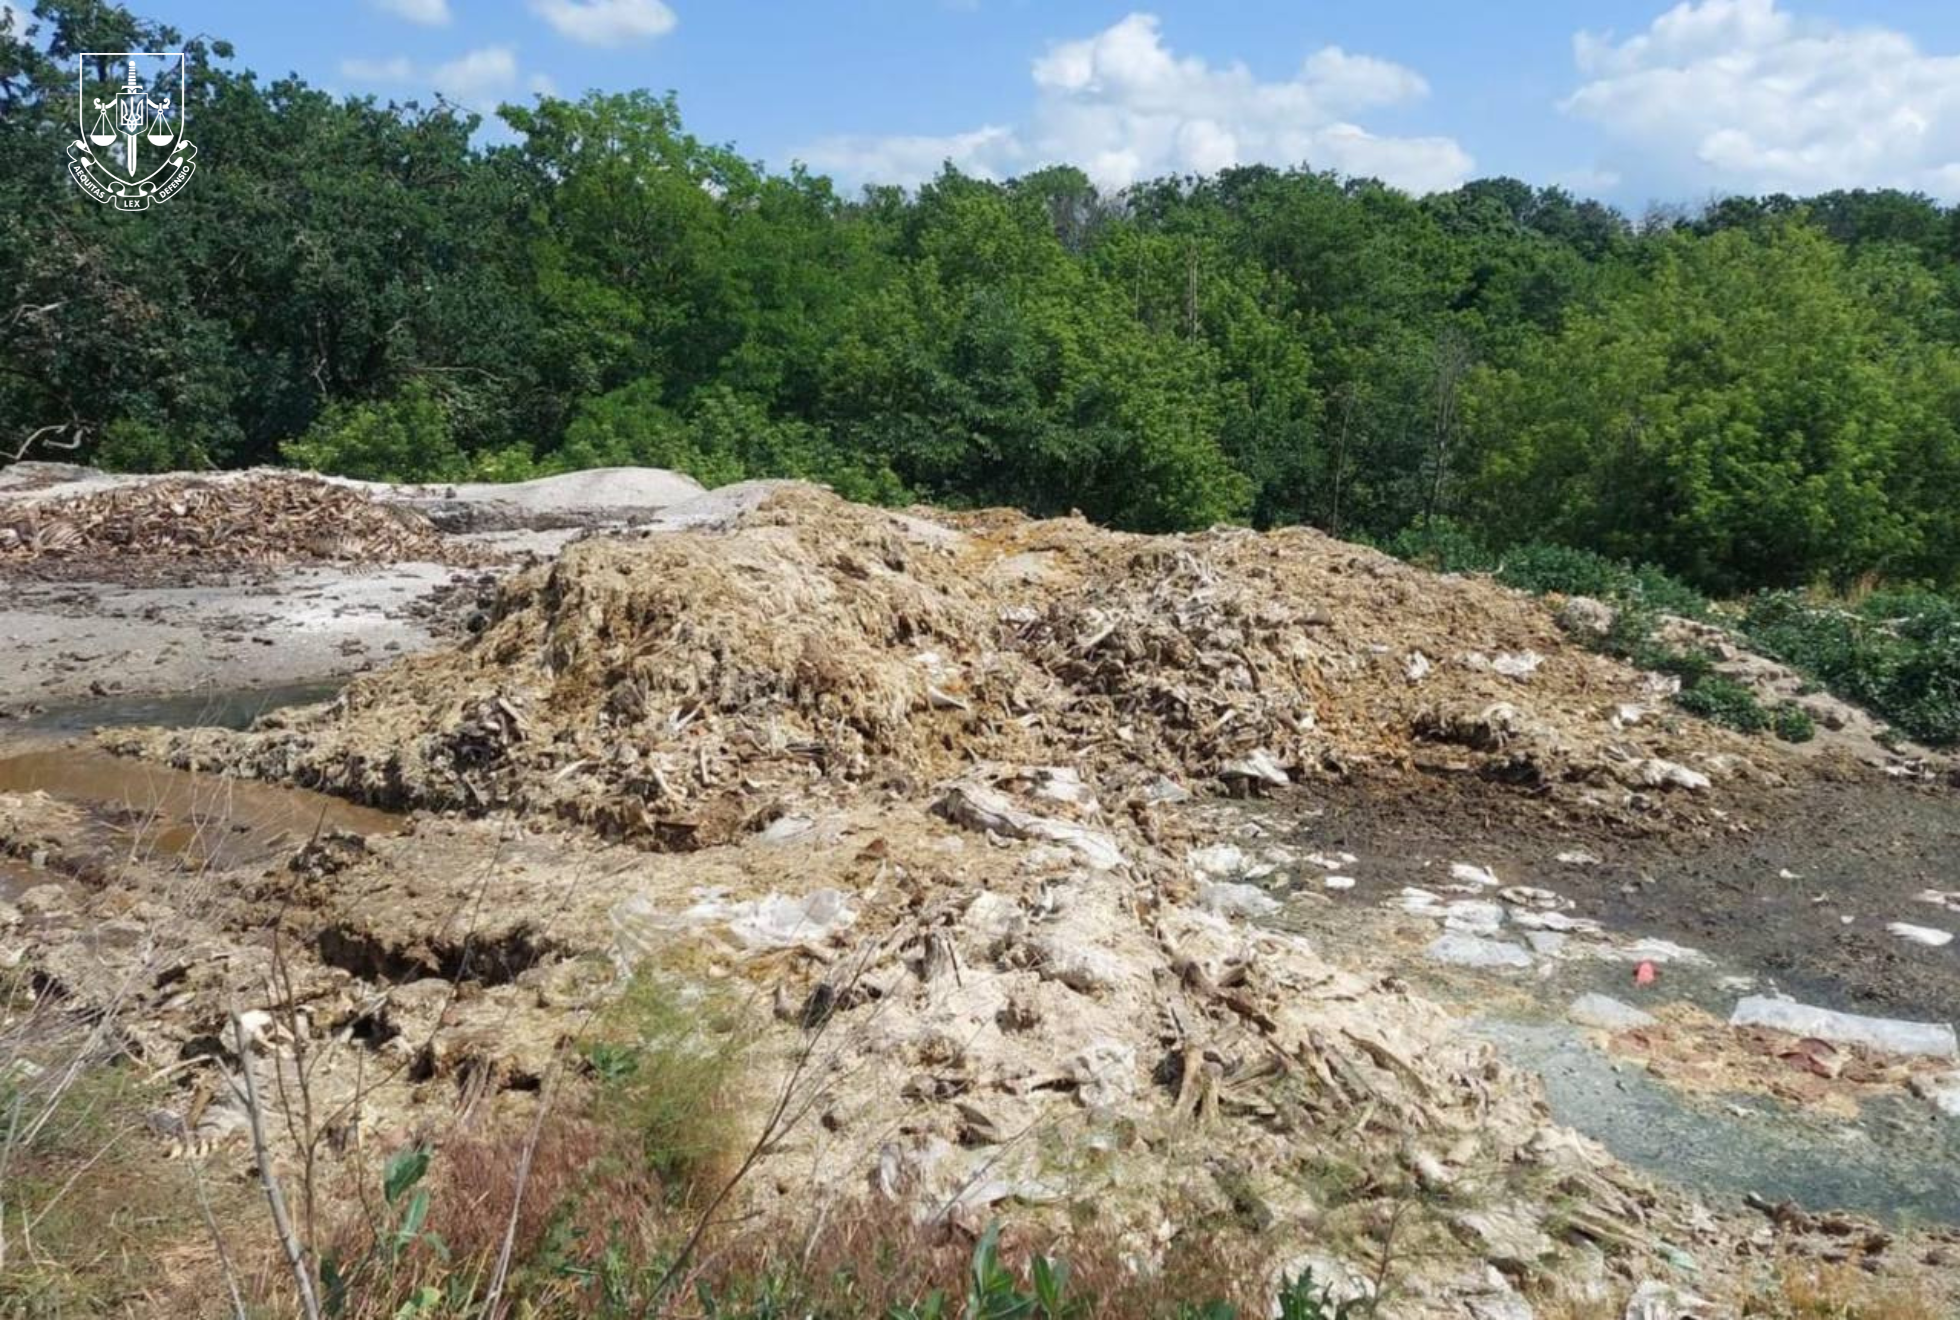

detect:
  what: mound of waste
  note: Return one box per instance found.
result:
[117,484,1785,843]
[37,483,1955,1313]
[0,472,457,566]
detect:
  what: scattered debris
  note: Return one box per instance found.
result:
[1196,881,1281,920]
[935,780,1125,872]
[611,886,857,964]
[1621,1279,1714,1320]
[1569,994,1657,1031]
[1426,932,1534,970]
[1888,921,1954,949]
[1730,996,1958,1059]
[1555,596,1616,637]
[1911,1072,1960,1118]
[1490,650,1545,680]
[0,474,462,567]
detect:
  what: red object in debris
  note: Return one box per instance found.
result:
[1634,960,1658,987]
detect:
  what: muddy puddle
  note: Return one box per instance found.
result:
[1476,1016,1960,1226]
[3,680,340,738]
[0,745,400,871]
[1202,793,1960,1228]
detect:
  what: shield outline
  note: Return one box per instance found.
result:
[75,51,186,188]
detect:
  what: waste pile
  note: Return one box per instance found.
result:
[29,482,1960,1313]
[0,473,457,567]
[120,483,1788,843]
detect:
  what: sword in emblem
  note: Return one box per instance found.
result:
[114,59,146,175]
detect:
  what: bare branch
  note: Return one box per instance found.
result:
[230,1013,322,1320]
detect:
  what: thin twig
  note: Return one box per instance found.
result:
[482,1068,557,1319]
[233,1012,322,1320]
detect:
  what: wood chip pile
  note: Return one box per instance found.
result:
[0,475,454,566]
[121,484,1789,846]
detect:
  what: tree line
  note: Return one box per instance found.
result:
[6,2,1960,595]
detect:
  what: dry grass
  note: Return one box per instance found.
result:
[0,1058,255,1317]
[1744,1259,1947,1320]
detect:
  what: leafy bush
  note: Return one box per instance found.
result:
[1494,543,1708,618]
[94,418,210,473]
[281,380,465,482]
[1771,704,1817,744]
[1384,528,1710,622]
[1384,517,1494,574]
[1675,675,1770,733]
[1595,609,1715,687]
[1742,590,1960,746]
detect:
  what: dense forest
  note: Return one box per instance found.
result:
[6,2,1960,596]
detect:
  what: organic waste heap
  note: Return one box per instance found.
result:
[0,473,455,566]
[52,484,1953,1315]
[125,482,1782,842]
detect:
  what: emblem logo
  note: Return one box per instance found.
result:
[70,53,198,211]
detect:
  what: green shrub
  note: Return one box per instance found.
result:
[281,380,465,482]
[94,418,209,473]
[1495,543,1708,618]
[1596,609,1715,686]
[1675,675,1770,732]
[1384,529,1709,623]
[588,969,752,1198]
[1384,517,1494,574]
[1771,703,1817,744]
[1742,590,1960,746]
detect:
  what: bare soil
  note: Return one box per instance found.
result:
[1261,768,1960,1025]
[5,475,1958,1317]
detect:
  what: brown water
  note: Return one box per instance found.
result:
[0,746,401,871]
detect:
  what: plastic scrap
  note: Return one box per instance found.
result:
[1730,995,1957,1059]
[1426,933,1534,970]
[1887,921,1954,949]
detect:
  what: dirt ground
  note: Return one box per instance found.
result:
[0,464,705,709]
[1258,768,1960,1025]
[4,471,1958,1317]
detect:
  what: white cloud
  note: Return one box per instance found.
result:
[340,46,524,113]
[369,0,451,26]
[798,13,1471,195]
[432,46,520,107]
[340,55,417,83]
[531,0,677,46]
[1563,0,1960,199]
[1553,166,1623,195]
[801,126,1022,185]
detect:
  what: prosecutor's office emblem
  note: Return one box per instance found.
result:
[70,53,197,211]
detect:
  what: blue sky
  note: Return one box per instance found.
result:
[67,0,1960,206]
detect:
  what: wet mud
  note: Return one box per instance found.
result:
[0,743,400,871]
[1261,770,1960,1027]
[1478,1017,1960,1227]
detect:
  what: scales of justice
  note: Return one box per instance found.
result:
[70,53,197,210]
[88,59,177,175]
